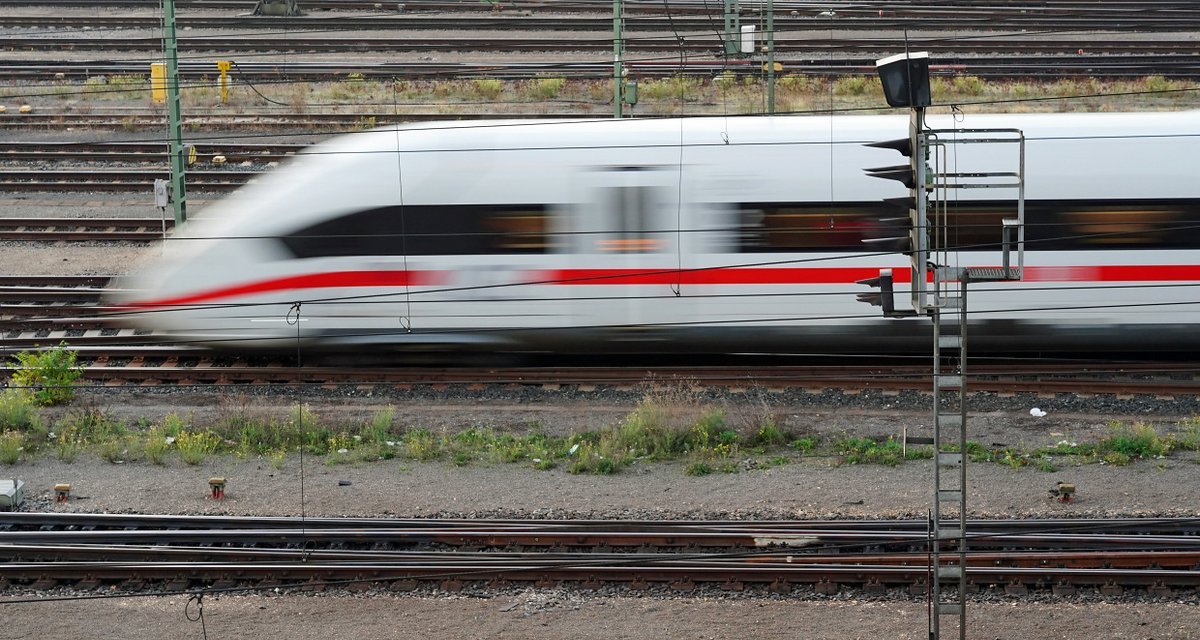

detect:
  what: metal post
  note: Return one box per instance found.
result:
[766,0,774,113]
[723,0,740,55]
[162,0,187,225]
[613,0,623,118]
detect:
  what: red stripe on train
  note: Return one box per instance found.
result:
[123,270,445,308]
[121,264,1200,308]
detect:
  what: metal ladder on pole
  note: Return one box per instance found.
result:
[924,127,1025,640]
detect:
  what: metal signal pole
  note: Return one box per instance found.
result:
[162,0,187,225]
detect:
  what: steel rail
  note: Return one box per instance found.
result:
[1,559,1197,594]
[10,35,1200,56]
[4,56,1200,82]
[0,141,305,163]
[5,512,1198,535]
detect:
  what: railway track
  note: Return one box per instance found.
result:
[0,141,304,163]
[9,35,1200,57]
[1,275,1200,395]
[0,170,248,192]
[2,514,1198,595]
[0,275,1196,395]
[6,1,1200,30]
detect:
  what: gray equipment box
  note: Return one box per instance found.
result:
[0,478,25,511]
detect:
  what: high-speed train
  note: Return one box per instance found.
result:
[107,111,1200,355]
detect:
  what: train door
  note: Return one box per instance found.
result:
[568,165,684,340]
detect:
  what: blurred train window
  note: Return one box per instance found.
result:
[734,199,1200,253]
[281,205,551,258]
[595,185,665,253]
[736,203,877,252]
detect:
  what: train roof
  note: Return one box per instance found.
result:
[301,111,1200,156]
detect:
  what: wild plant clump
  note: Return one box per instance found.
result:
[8,343,84,406]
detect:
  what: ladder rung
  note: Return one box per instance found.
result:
[936,375,963,390]
[938,565,964,579]
[938,602,965,616]
[937,452,963,467]
[937,414,963,428]
[938,489,963,503]
[937,335,962,349]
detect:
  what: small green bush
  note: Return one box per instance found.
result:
[789,436,816,453]
[1102,422,1170,459]
[470,78,504,100]
[177,430,220,465]
[0,430,23,464]
[0,389,40,431]
[9,343,84,406]
[144,427,171,465]
[526,77,566,100]
[684,461,713,476]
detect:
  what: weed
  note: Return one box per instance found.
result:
[0,430,23,464]
[98,436,129,463]
[0,389,40,431]
[532,458,556,470]
[641,76,702,102]
[144,427,171,465]
[470,78,504,100]
[1103,451,1132,466]
[176,430,220,465]
[753,419,788,447]
[9,342,84,406]
[266,448,287,469]
[832,76,873,96]
[951,75,986,96]
[789,436,817,453]
[524,77,565,100]
[838,436,908,466]
[1175,417,1200,451]
[685,461,712,476]
[54,427,84,462]
[1142,75,1176,94]
[1101,421,1170,459]
[403,428,441,461]
[368,406,396,441]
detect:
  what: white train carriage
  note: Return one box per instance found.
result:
[108,112,1200,354]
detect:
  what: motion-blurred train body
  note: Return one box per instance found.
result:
[108,111,1200,355]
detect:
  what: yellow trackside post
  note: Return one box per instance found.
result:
[150,63,166,103]
[216,60,232,103]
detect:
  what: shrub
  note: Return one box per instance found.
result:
[641,76,702,101]
[839,436,908,466]
[9,343,84,406]
[144,427,172,465]
[525,77,566,100]
[0,389,40,431]
[789,436,817,453]
[176,430,220,465]
[0,430,23,464]
[832,76,872,96]
[1102,421,1170,459]
[753,419,788,447]
[470,78,504,100]
[684,461,713,476]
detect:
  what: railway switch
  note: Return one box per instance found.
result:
[54,483,71,503]
[209,477,226,500]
